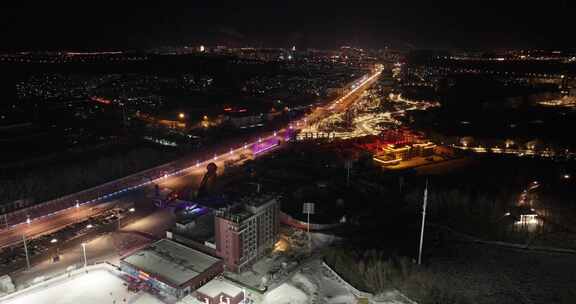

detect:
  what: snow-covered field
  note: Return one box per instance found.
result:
[2,269,164,304]
[1,259,414,304]
[262,283,308,304]
[261,260,358,304]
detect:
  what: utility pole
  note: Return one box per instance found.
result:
[418,179,429,265]
[81,243,88,271]
[23,235,30,270]
[345,160,352,187]
[117,210,121,231]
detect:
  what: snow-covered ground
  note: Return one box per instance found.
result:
[260,260,358,304]
[299,261,357,304]
[262,283,308,304]
[2,259,415,304]
[2,269,165,304]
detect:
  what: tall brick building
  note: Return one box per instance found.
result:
[214,194,280,273]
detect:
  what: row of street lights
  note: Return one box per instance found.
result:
[22,207,135,272]
[23,222,93,271]
[20,70,370,229]
[21,125,287,229]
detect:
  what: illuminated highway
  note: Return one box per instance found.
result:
[0,68,383,250]
[0,199,130,248]
[0,139,283,248]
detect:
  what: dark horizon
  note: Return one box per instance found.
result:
[1,2,574,52]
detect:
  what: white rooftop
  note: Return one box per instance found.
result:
[2,268,165,304]
[122,239,220,287]
[196,279,242,298]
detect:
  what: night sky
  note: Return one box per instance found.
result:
[0,2,573,51]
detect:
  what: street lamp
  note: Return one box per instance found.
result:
[75,200,80,223]
[178,113,185,119]
[51,238,59,262]
[129,207,135,213]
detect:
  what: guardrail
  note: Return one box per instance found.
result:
[1,157,183,228]
[1,128,286,230]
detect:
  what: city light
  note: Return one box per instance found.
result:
[5,68,383,232]
[3,12,576,304]
[515,214,539,225]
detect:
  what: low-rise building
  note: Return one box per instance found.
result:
[195,278,244,304]
[120,239,223,299]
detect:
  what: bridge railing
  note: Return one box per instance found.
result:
[0,127,283,229]
[0,152,199,229]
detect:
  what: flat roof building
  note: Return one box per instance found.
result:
[120,239,223,299]
[195,278,244,304]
